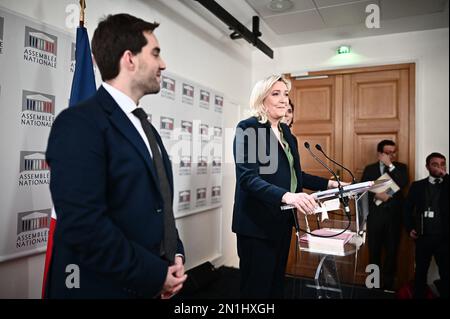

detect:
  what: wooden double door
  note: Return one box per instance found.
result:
[285,63,416,289]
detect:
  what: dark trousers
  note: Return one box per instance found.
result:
[414,236,449,298]
[367,207,401,289]
[236,230,292,299]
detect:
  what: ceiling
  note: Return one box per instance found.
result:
[179,0,449,49]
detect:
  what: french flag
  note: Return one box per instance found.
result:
[41,25,96,299]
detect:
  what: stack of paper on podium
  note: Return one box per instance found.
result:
[369,173,400,206]
[300,228,355,255]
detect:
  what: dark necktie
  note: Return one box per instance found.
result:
[132,108,177,264]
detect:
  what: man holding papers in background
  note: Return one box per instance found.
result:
[361,140,408,291]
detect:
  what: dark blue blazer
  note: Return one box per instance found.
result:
[45,86,184,298]
[232,117,328,239]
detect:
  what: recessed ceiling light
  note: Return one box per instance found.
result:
[267,0,293,13]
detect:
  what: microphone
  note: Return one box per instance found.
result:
[315,144,356,184]
[304,142,350,215]
[304,142,340,183]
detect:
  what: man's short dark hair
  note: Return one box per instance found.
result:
[377,140,396,153]
[92,13,159,81]
[426,152,446,166]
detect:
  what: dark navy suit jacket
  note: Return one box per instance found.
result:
[361,161,409,214]
[232,117,328,240]
[45,86,184,298]
[403,174,449,238]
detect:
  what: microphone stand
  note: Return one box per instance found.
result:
[304,142,351,220]
[315,144,356,184]
[282,142,353,239]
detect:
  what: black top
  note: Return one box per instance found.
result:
[404,174,449,238]
[361,161,409,213]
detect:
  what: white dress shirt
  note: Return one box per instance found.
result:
[102,82,154,157]
[428,176,443,184]
[102,83,183,262]
[379,161,395,175]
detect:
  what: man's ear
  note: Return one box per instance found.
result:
[120,50,136,72]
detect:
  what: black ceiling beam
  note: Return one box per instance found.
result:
[194,0,274,59]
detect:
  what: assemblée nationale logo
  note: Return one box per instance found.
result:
[160,116,174,130]
[196,187,207,207]
[212,156,222,174]
[199,123,209,141]
[21,90,55,127]
[211,186,221,204]
[213,126,222,140]
[23,26,58,68]
[182,83,194,105]
[160,116,174,140]
[0,16,4,55]
[178,155,191,176]
[214,95,223,113]
[180,120,193,141]
[16,208,51,249]
[178,190,191,211]
[197,156,208,175]
[180,156,191,168]
[161,75,176,100]
[18,151,50,187]
[199,90,210,110]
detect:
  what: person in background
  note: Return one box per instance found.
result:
[404,152,448,298]
[361,140,408,291]
[45,13,186,299]
[282,98,295,128]
[232,74,342,298]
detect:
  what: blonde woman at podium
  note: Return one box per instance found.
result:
[232,75,340,298]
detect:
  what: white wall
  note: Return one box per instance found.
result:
[252,28,449,180]
[0,0,250,298]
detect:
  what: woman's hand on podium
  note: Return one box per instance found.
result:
[282,192,318,215]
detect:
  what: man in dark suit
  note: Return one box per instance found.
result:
[45,14,186,298]
[404,152,448,298]
[361,140,408,290]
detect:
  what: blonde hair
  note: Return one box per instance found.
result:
[249,75,291,124]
